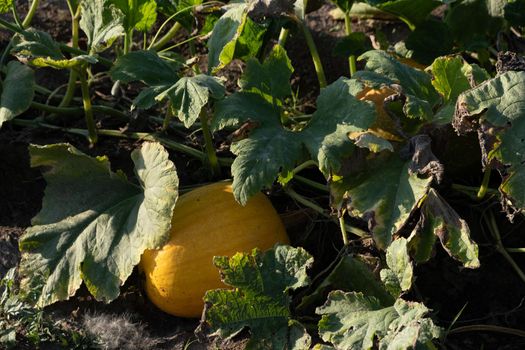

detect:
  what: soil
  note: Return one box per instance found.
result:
[1,1,525,350]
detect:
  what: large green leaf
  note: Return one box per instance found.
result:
[111,0,157,32]
[0,61,34,128]
[80,0,125,53]
[454,71,525,217]
[410,189,480,268]
[207,3,266,73]
[11,29,98,69]
[380,238,413,298]
[356,50,440,123]
[331,151,433,249]
[19,142,179,306]
[198,245,313,350]
[317,292,441,350]
[110,50,178,86]
[404,19,453,65]
[215,76,376,204]
[366,0,441,29]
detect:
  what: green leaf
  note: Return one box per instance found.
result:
[240,45,293,102]
[332,0,355,12]
[454,71,525,217]
[380,238,413,298]
[0,0,13,13]
[356,50,440,122]
[445,0,504,51]
[405,19,453,65]
[111,0,157,32]
[366,0,441,29]
[331,152,433,249]
[411,189,480,268]
[80,0,125,53]
[0,61,34,128]
[110,50,178,86]
[317,291,441,350]
[164,74,225,127]
[215,76,376,205]
[298,255,395,311]
[198,245,313,350]
[334,32,373,58]
[207,3,266,73]
[19,142,179,306]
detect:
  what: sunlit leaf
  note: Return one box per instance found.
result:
[19,142,179,306]
[0,61,34,128]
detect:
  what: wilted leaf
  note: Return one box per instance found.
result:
[198,245,313,350]
[454,71,525,217]
[80,0,125,53]
[19,142,179,306]
[411,189,480,268]
[380,238,413,297]
[0,62,34,128]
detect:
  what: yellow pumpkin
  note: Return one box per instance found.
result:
[140,181,289,318]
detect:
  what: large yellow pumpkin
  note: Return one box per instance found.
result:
[140,181,289,318]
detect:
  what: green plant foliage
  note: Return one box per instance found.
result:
[334,32,372,58]
[404,19,453,65]
[19,142,179,306]
[380,238,413,298]
[298,255,395,311]
[207,3,266,73]
[11,29,98,69]
[454,71,525,217]
[198,245,313,350]
[156,0,202,29]
[365,0,442,29]
[0,0,12,14]
[111,0,158,32]
[356,50,440,123]
[111,50,224,125]
[0,61,34,128]
[80,0,125,53]
[410,188,480,268]
[317,291,441,350]
[213,46,377,205]
[504,0,525,26]
[331,151,434,249]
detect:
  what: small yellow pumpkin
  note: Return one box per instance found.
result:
[140,181,289,318]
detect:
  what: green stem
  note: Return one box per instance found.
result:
[31,101,128,120]
[200,111,222,177]
[22,0,40,28]
[58,4,80,109]
[506,248,525,253]
[162,103,174,131]
[344,11,357,77]
[284,186,368,238]
[292,160,318,175]
[294,175,328,192]
[300,21,327,88]
[278,27,289,46]
[486,211,525,284]
[339,215,349,245]
[123,30,133,54]
[449,325,525,338]
[477,168,492,200]
[451,183,498,198]
[12,119,234,166]
[150,22,182,51]
[78,67,98,145]
[11,5,24,29]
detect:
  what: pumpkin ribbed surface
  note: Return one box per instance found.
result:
[140,181,289,318]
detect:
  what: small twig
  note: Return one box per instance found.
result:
[449,325,525,338]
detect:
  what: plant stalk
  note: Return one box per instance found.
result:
[300,21,327,88]
[78,67,98,145]
[200,110,222,177]
[22,0,40,28]
[486,211,525,284]
[294,175,329,192]
[344,11,357,77]
[449,325,525,338]
[477,168,492,200]
[506,248,525,253]
[278,27,289,46]
[31,102,128,120]
[339,215,349,245]
[58,2,81,110]
[150,22,182,51]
